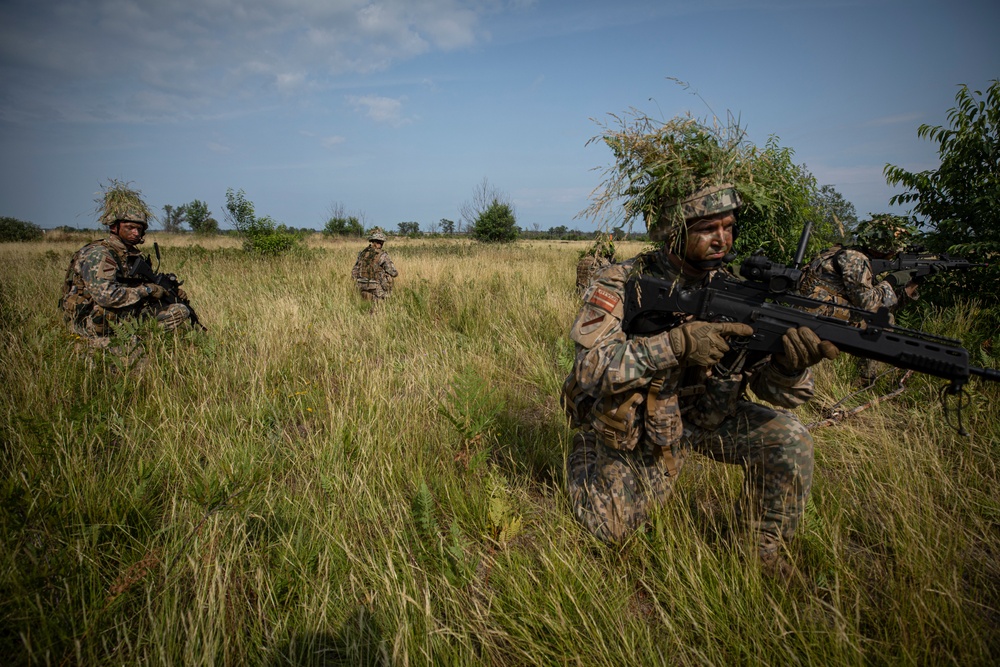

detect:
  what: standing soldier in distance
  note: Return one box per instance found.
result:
[59,182,193,347]
[563,183,838,576]
[352,227,399,302]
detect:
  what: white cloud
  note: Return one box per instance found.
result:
[321,135,346,148]
[347,94,411,127]
[0,0,489,123]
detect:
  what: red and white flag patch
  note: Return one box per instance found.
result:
[587,286,620,313]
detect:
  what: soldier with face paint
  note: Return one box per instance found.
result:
[562,183,838,575]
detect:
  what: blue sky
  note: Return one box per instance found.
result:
[1,0,997,233]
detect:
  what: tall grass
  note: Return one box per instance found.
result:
[1,234,997,665]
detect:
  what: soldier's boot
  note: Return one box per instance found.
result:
[756,531,803,582]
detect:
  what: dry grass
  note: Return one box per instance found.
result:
[1,235,998,665]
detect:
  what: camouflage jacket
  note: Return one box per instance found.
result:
[352,245,398,296]
[59,235,154,325]
[562,249,815,452]
[800,246,897,322]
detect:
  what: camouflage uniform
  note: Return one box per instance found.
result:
[800,246,898,323]
[800,245,900,380]
[563,249,816,554]
[59,234,191,343]
[351,238,398,302]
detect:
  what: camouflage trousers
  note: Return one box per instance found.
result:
[71,302,192,342]
[567,400,813,554]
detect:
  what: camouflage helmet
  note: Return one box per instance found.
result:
[368,227,387,243]
[103,208,149,229]
[648,183,741,242]
[855,214,915,255]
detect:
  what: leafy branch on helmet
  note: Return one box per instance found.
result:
[95,179,155,226]
[581,110,849,264]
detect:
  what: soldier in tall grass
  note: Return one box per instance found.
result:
[351,227,399,302]
[563,184,838,576]
[59,182,192,347]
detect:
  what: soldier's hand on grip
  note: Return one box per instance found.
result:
[774,326,839,373]
[667,321,754,368]
[176,287,188,301]
[145,283,168,300]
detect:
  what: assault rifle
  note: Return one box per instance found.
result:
[621,254,1000,433]
[128,242,206,330]
[869,253,985,287]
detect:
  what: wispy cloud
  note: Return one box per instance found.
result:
[347,94,411,127]
[0,0,487,124]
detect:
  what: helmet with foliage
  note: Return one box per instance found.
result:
[368,227,387,243]
[854,213,915,255]
[585,233,617,260]
[649,183,742,242]
[97,180,152,230]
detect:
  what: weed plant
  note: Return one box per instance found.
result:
[1,234,998,665]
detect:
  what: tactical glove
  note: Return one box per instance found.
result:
[667,321,754,368]
[145,283,168,300]
[773,326,839,374]
[176,287,188,301]
[884,270,915,287]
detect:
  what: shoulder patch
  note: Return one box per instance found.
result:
[587,286,620,313]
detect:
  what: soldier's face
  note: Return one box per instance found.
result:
[114,221,146,245]
[684,211,735,263]
[372,240,384,249]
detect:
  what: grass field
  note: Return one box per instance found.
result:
[2,233,998,665]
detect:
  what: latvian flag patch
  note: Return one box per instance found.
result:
[588,286,620,313]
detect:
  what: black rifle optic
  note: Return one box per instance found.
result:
[869,253,986,286]
[622,254,1000,433]
[128,242,206,330]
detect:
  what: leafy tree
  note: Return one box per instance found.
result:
[182,200,218,235]
[548,225,568,239]
[884,79,999,305]
[812,184,858,243]
[161,204,186,233]
[0,216,43,242]
[224,188,297,255]
[323,202,365,237]
[398,221,420,237]
[462,178,519,243]
[440,219,455,235]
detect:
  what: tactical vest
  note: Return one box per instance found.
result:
[799,245,853,320]
[356,246,383,285]
[59,238,140,325]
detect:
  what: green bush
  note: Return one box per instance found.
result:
[323,215,364,237]
[471,201,519,243]
[0,216,43,242]
[224,188,298,255]
[884,79,1000,314]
